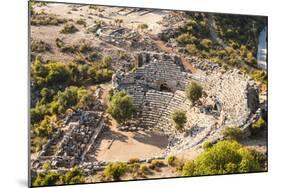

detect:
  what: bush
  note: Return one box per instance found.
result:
[200,39,212,50]
[176,33,197,45]
[202,141,213,150]
[76,19,86,26]
[60,167,85,184]
[171,110,187,130]
[185,82,203,104]
[31,13,66,26]
[42,160,51,171]
[107,91,135,124]
[223,126,244,141]
[182,140,261,176]
[148,160,165,170]
[167,155,177,166]
[33,172,60,186]
[251,117,266,136]
[186,44,197,55]
[251,70,267,83]
[103,162,128,180]
[60,24,79,34]
[31,40,51,52]
[140,165,151,175]
[128,158,140,164]
[138,23,148,30]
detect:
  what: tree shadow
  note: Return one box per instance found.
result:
[133,131,168,149]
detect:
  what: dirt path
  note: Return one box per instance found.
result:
[145,32,197,74]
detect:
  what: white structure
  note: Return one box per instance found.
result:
[257,27,267,70]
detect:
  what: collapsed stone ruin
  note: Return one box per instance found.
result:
[31,89,107,174]
[96,26,139,47]
[112,52,261,155]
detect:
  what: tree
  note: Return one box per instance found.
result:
[107,91,135,124]
[171,110,187,130]
[185,82,203,104]
[182,140,261,176]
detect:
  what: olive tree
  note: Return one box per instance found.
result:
[107,91,135,124]
[185,82,203,104]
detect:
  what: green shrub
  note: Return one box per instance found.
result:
[31,13,66,26]
[140,165,151,175]
[42,160,51,171]
[176,33,197,45]
[202,141,213,150]
[200,39,212,50]
[251,117,266,136]
[251,70,267,83]
[31,40,51,52]
[107,91,135,124]
[182,140,261,176]
[103,162,128,180]
[185,82,203,104]
[148,160,165,170]
[138,23,148,30]
[60,24,79,34]
[186,44,197,55]
[223,126,244,141]
[31,136,47,153]
[128,158,140,164]
[33,172,60,186]
[171,110,187,130]
[167,155,177,166]
[60,167,85,184]
[76,19,86,26]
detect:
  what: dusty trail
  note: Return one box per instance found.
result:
[145,33,197,74]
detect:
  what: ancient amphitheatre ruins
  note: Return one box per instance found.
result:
[30,2,267,184]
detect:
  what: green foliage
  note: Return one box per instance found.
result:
[31,136,47,153]
[33,172,60,186]
[33,167,85,186]
[186,44,197,55]
[148,160,165,170]
[103,162,128,180]
[182,140,261,176]
[176,33,197,45]
[200,39,212,50]
[31,40,51,53]
[185,82,203,104]
[31,60,112,89]
[167,155,177,166]
[223,126,244,141]
[128,158,140,164]
[250,70,267,83]
[60,24,79,34]
[202,141,213,150]
[251,117,266,136]
[42,160,51,171]
[138,23,148,30]
[60,167,85,184]
[171,110,187,130]
[107,91,135,124]
[31,13,66,26]
[32,115,54,138]
[76,19,87,26]
[140,165,151,175]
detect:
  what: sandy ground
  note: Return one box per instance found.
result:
[94,120,168,162]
